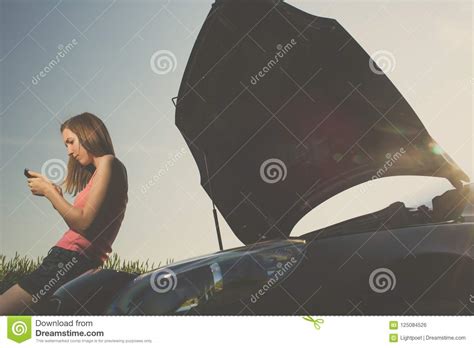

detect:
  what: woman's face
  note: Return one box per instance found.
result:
[62,128,94,166]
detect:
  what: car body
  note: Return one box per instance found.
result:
[38,183,473,315]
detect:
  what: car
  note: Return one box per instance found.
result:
[32,0,473,315]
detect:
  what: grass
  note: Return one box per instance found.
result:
[0,252,174,295]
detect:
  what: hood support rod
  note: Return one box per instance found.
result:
[204,153,224,251]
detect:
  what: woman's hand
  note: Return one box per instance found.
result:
[26,170,55,197]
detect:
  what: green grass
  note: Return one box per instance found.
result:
[0,253,173,295]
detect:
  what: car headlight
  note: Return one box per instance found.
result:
[106,239,305,314]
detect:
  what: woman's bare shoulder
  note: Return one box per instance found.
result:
[101,154,115,164]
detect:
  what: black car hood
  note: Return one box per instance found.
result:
[175,0,469,245]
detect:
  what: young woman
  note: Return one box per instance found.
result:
[0,112,128,314]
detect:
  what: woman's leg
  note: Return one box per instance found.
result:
[0,284,34,315]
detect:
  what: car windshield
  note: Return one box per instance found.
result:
[291,176,461,236]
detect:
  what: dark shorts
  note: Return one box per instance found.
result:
[18,246,102,302]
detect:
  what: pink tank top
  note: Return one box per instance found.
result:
[55,164,127,263]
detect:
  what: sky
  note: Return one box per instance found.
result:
[1,0,472,265]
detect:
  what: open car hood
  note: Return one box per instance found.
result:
[175,0,469,245]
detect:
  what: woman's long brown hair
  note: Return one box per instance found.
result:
[61,112,115,196]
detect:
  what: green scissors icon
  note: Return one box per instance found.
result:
[303,315,324,330]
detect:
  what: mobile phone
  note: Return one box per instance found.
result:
[24,168,33,178]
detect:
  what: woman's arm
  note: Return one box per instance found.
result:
[44,156,115,235]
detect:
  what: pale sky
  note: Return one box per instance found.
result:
[1,0,472,265]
